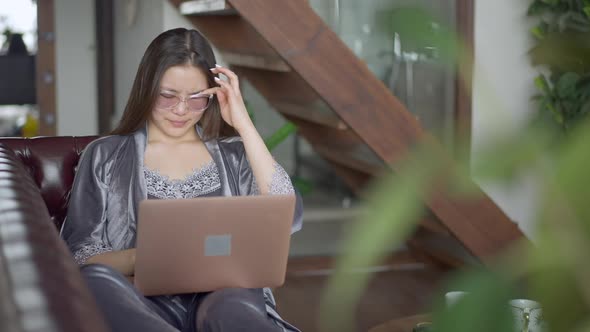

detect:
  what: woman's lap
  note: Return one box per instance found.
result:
[81,263,181,331]
[80,264,285,332]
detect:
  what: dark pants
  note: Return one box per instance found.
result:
[81,264,284,332]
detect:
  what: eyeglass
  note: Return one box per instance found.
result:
[155,91,214,112]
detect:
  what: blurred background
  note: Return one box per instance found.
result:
[2,0,577,331]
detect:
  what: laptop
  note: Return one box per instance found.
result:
[134,195,296,296]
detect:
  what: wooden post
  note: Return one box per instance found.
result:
[36,0,57,136]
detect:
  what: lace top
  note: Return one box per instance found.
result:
[144,161,221,199]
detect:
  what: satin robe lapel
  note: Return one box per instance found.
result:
[197,125,234,197]
[128,126,149,246]
[132,125,148,201]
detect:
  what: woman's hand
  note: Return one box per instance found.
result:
[203,65,255,135]
[86,248,136,277]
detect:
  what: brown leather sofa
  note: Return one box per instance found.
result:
[0,136,108,332]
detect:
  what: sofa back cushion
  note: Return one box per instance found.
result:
[0,136,98,230]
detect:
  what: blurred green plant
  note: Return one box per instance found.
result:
[317,4,590,332]
[528,0,590,132]
[245,99,296,152]
[375,7,458,62]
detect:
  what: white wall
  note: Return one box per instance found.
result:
[54,0,97,135]
[163,0,193,30]
[113,0,164,126]
[472,0,540,239]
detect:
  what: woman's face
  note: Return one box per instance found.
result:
[149,64,210,141]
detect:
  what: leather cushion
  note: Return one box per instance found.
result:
[0,136,98,230]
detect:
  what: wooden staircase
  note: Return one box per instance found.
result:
[169,0,524,265]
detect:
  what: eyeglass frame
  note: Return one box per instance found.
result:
[155,90,215,112]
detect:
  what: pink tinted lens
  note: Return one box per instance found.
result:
[156,94,179,108]
[187,96,211,111]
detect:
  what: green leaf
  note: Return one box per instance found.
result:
[560,11,590,32]
[531,25,547,39]
[549,102,566,124]
[529,32,590,72]
[264,122,297,151]
[528,0,553,15]
[556,72,580,98]
[584,6,590,18]
[534,75,552,95]
[290,176,313,195]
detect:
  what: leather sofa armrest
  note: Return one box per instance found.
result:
[0,144,108,332]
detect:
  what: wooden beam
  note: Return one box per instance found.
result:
[36,0,57,136]
[227,0,525,260]
[95,0,115,135]
[186,15,277,56]
[455,0,475,162]
[272,101,348,130]
[407,226,478,269]
[232,66,319,105]
[326,161,373,195]
[313,145,384,177]
[221,51,290,72]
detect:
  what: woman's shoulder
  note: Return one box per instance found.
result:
[80,134,130,161]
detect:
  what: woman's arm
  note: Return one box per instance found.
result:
[238,127,286,195]
[61,138,137,275]
[208,65,293,195]
[86,249,136,276]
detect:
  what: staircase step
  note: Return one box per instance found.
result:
[179,0,237,16]
[287,251,426,277]
[232,66,318,104]
[407,227,478,269]
[222,52,290,72]
[314,145,384,176]
[272,101,348,130]
[287,117,386,175]
[186,17,289,71]
[185,14,277,56]
[419,216,451,236]
[326,161,374,195]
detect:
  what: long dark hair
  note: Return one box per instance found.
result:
[111,28,237,139]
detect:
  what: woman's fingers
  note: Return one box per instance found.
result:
[214,76,231,94]
[214,76,237,103]
[214,77,237,109]
[215,87,227,105]
[216,89,232,125]
[210,65,240,95]
[199,87,220,95]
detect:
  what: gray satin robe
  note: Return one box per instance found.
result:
[60,125,303,264]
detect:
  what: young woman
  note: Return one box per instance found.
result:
[60,28,302,332]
